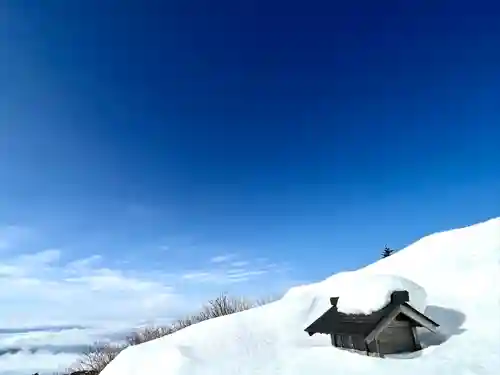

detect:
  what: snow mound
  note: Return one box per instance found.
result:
[334,273,427,314]
[100,217,500,375]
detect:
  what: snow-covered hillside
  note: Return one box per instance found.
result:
[101,217,500,375]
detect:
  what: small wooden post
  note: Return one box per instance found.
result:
[411,326,422,350]
[374,339,384,358]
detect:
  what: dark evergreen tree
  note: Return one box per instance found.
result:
[381,246,395,258]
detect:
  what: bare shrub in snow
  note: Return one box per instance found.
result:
[68,343,125,374]
[127,294,274,345]
[72,293,275,373]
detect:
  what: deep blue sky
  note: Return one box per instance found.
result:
[0,1,499,286]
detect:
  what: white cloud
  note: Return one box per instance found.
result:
[0,249,180,329]
[15,248,61,268]
[0,241,291,324]
[181,271,215,281]
[65,254,103,273]
[209,254,235,263]
[0,350,81,375]
[181,258,288,285]
[230,261,249,267]
[0,228,295,374]
[0,327,115,349]
[0,247,289,327]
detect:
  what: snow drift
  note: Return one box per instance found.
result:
[101,217,500,375]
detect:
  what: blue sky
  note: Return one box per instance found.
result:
[0,0,499,352]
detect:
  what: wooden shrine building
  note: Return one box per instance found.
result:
[304,290,439,357]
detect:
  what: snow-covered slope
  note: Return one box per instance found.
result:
[101,217,500,375]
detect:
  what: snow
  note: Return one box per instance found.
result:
[334,273,427,314]
[100,217,500,375]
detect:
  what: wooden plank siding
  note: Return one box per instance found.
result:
[331,334,381,357]
[377,324,416,354]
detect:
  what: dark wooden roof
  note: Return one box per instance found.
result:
[304,290,439,338]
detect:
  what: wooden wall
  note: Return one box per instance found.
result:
[377,320,417,354]
[331,333,367,351]
[329,319,418,356]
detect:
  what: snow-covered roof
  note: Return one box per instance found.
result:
[304,287,439,340]
[334,273,428,315]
